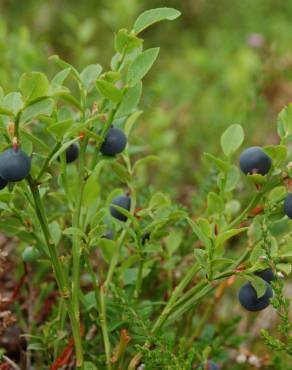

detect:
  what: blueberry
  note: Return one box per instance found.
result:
[239,146,272,175]
[100,127,127,156]
[0,176,8,190]
[197,360,218,370]
[0,148,31,182]
[238,282,273,312]
[255,268,274,283]
[22,246,41,263]
[65,143,79,163]
[283,193,292,219]
[110,195,131,222]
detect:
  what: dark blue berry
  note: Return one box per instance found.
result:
[0,148,31,182]
[197,360,218,370]
[255,268,274,283]
[0,176,8,190]
[110,195,131,222]
[283,193,292,219]
[239,147,272,175]
[65,143,79,163]
[238,282,273,312]
[100,127,127,156]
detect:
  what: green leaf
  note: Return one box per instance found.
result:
[246,274,267,298]
[123,268,138,285]
[63,227,87,239]
[263,145,287,162]
[225,165,240,192]
[84,361,98,370]
[268,186,287,202]
[127,48,160,87]
[196,218,212,238]
[187,218,211,248]
[276,263,291,275]
[47,119,74,138]
[207,192,224,215]
[99,238,116,264]
[53,91,81,110]
[216,227,248,245]
[114,29,142,54]
[0,92,23,115]
[51,68,71,86]
[246,173,267,185]
[96,80,123,103]
[124,110,143,135]
[19,72,49,102]
[166,229,183,255]
[49,221,62,245]
[277,103,292,139]
[80,64,102,90]
[220,124,244,156]
[116,82,142,118]
[49,55,81,82]
[133,7,181,34]
[20,130,51,155]
[204,152,229,173]
[250,244,265,265]
[149,192,170,210]
[194,249,207,268]
[20,98,54,123]
[83,174,100,207]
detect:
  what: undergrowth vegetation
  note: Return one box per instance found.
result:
[0,3,291,370]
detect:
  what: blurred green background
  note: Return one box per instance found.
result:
[1,0,292,203]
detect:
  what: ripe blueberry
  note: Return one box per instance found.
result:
[0,176,8,190]
[65,143,79,163]
[255,268,274,283]
[283,193,292,219]
[110,195,131,222]
[22,246,40,263]
[0,148,31,182]
[238,282,273,311]
[239,146,272,175]
[100,127,127,156]
[197,360,218,370]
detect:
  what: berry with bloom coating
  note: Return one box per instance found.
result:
[65,143,79,163]
[197,360,219,370]
[100,127,127,156]
[283,193,292,219]
[255,268,274,283]
[238,282,273,311]
[0,177,8,190]
[0,148,31,182]
[110,195,131,222]
[239,146,272,175]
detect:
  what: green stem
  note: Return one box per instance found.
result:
[71,136,88,341]
[152,263,200,334]
[27,176,84,367]
[85,254,111,369]
[100,285,112,370]
[134,256,144,299]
